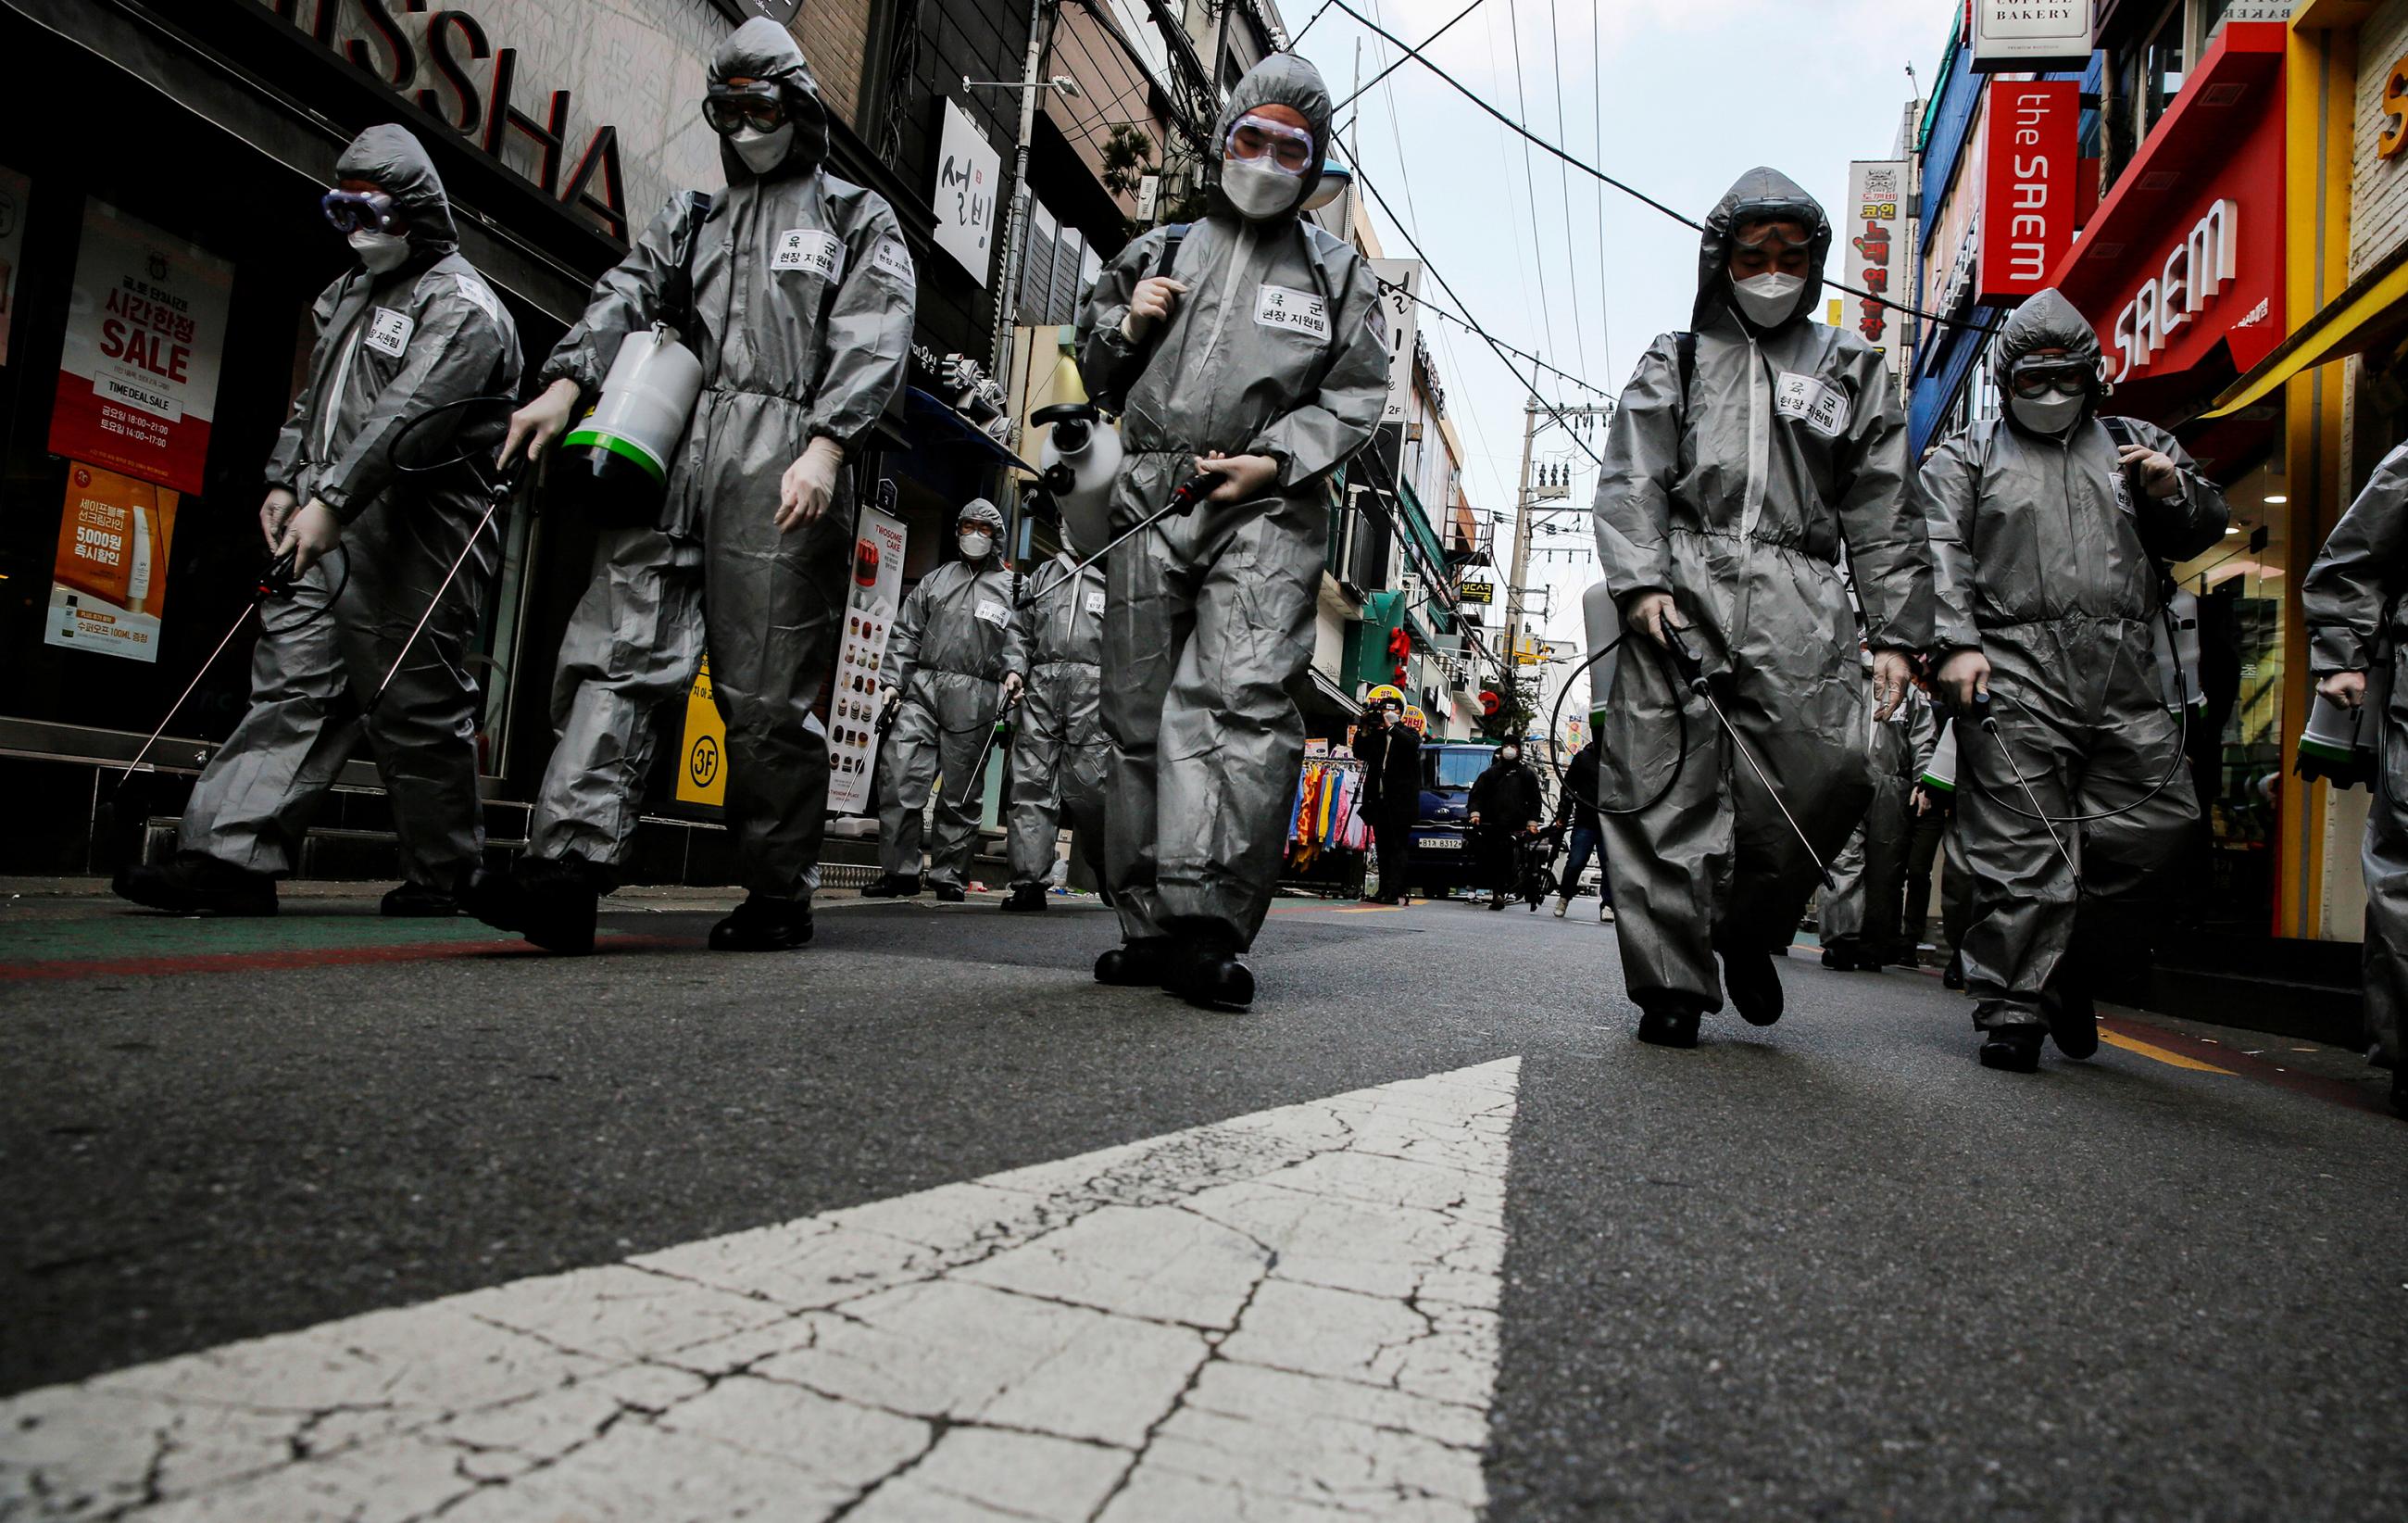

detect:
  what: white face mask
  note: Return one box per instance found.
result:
[1731,271,1805,328]
[2011,389,2087,434]
[959,531,994,560]
[1223,157,1304,220]
[730,123,795,174]
[349,230,409,273]
[1499,748,1520,765]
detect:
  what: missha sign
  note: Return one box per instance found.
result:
[254,0,729,245]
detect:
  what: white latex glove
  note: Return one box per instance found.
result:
[1625,592,1685,648]
[1197,450,1280,504]
[1936,648,1993,712]
[1871,650,1915,722]
[502,377,582,466]
[2319,671,2369,711]
[1001,672,1025,704]
[777,436,847,533]
[259,487,298,550]
[1120,277,1187,343]
[277,499,344,575]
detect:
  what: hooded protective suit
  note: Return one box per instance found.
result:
[1003,550,1109,891]
[877,499,1014,888]
[1074,53,1391,952]
[525,18,914,898]
[2298,442,2408,1080]
[1924,288,2226,1030]
[1589,167,1933,1013]
[1819,686,1938,964]
[177,125,521,891]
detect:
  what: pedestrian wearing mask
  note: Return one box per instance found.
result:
[118,126,521,919]
[1072,54,1391,1008]
[2300,439,2408,1116]
[1357,698,1422,904]
[1469,744,1544,910]
[483,19,914,954]
[996,523,1109,913]
[1593,168,1934,1048]
[863,499,1016,902]
[1549,738,1613,923]
[1925,289,2226,1073]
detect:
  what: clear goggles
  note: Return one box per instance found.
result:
[702,86,786,136]
[1727,218,1815,254]
[320,189,401,235]
[1224,114,1316,175]
[2007,357,2098,399]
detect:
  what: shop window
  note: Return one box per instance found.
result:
[2142,5,2188,139]
[1011,193,1092,328]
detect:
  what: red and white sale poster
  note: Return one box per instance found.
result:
[47,200,232,496]
[826,501,909,816]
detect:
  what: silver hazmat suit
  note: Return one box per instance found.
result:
[525,18,914,897]
[2300,439,2408,1078]
[1074,54,1391,952]
[1925,289,2226,1030]
[179,126,521,892]
[1820,686,1938,963]
[1003,551,1109,891]
[1590,167,1934,1013]
[875,500,1013,889]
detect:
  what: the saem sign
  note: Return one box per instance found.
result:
[1976,80,2077,304]
[2111,200,2240,382]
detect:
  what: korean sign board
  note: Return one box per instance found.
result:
[1976,81,2078,305]
[934,100,1000,284]
[1965,1,2093,72]
[1367,258,1423,427]
[1842,161,1909,373]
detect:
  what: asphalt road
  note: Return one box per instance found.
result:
[1,884,2402,1519]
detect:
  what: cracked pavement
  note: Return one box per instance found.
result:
[3,890,2405,1519]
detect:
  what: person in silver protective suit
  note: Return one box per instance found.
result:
[117,126,521,921]
[2300,439,2408,1116]
[862,499,1015,903]
[1072,54,1391,1009]
[1925,288,2226,1074]
[487,18,914,954]
[1819,672,1938,972]
[1591,167,1933,1049]
[996,528,1109,913]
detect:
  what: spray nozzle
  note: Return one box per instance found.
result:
[1662,622,1707,693]
[257,549,302,603]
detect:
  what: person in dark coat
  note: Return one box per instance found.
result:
[1356,698,1423,903]
[1550,739,1613,922]
[1469,743,1545,910]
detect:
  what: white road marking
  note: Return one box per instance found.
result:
[1,1060,1520,1521]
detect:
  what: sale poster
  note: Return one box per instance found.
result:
[48,199,233,495]
[44,461,181,663]
[826,501,909,816]
[0,164,29,364]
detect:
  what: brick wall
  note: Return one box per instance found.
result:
[792,0,872,127]
[2351,0,2408,278]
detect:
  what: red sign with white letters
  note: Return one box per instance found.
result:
[1976,81,2079,305]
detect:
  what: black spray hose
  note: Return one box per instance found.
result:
[1542,622,1691,818]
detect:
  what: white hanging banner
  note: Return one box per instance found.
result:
[932,101,1001,284]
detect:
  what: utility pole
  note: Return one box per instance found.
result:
[991,0,1054,395]
[1505,397,1539,667]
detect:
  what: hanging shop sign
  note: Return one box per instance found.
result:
[1976,81,2077,306]
[827,499,910,815]
[933,100,1000,284]
[43,463,180,664]
[1843,160,1909,371]
[1458,578,1494,605]
[0,164,27,365]
[1367,258,1423,427]
[1966,0,2093,73]
[47,201,233,497]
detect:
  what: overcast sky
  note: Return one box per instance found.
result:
[1290,0,1949,719]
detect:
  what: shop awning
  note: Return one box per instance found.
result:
[2199,243,2408,420]
[902,388,1040,477]
[1303,667,1364,718]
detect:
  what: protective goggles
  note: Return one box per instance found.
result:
[320,189,401,234]
[702,85,787,136]
[1728,218,1816,253]
[1224,114,1316,175]
[2007,357,2099,399]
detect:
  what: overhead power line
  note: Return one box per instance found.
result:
[1371,273,1614,397]
[1332,0,1491,111]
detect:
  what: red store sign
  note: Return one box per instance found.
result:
[2051,22,2288,394]
[1976,80,2079,305]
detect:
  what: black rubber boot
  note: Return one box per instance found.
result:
[2044,971,2100,1060]
[113,853,278,917]
[1170,930,1253,1010]
[709,893,812,950]
[1717,939,1784,1026]
[1979,1024,2046,1074]
[859,873,922,899]
[1634,1001,1701,1049]
[933,883,968,903]
[998,884,1047,913]
[381,882,462,918]
[1942,952,1966,991]
[1821,942,1859,972]
[1096,938,1178,987]
[511,857,601,956]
